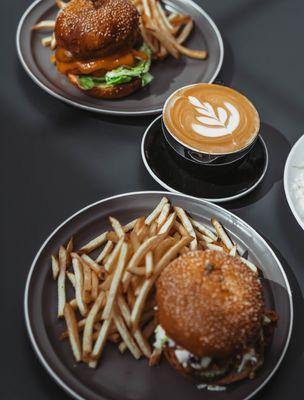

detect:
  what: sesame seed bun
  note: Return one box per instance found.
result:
[68,74,141,98]
[156,250,264,359]
[55,0,140,59]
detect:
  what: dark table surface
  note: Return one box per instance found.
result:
[2,0,304,399]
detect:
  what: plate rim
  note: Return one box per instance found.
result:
[141,115,269,203]
[283,134,304,231]
[16,0,224,116]
[24,190,293,400]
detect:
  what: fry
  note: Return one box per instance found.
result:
[158,212,176,234]
[173,220,188,236]
[91,317,113,360]
[145,251,153,278]
[127,234,166,274]
[239,257,258,274]
[127,234,166,272]
[60,318,86,340]
[177,19,193,44]
[78,231,108,254]
[109,216,125,238]
[156,203,170,227]
[50,34,57,50]
[64,304,82,362]
[148,221,158,237]
[117,294,151,357]
[117,294,132,327]
[190,218,217,241]
[131,236,192,329]
[206,243,224,252]
[113,308,141,359]
[41,35,52,47]
[96,240,114,264]
[137,225,149,242]
[72,257,88,317]
[144,197,168,225]
[91,271,99,300]
[149,348,162,366]
[143,318,157,339]
[229,245,238,257]
[174,207,197,250]
[142,0,152,18]
[130,230,140,252]
[154,237,176,262]
[102,243,128,320]
[123,218,138,232]
[51,255,59,280]
[195,230,214,243]
[81,254,103,276]
[32,20,55,30]
[146,26,180,59]
[104,237,124,273]
[156,1,174,32]
[82,262,92,304]
[211,218,234,250]
[57,245,67,318]
[67,272,76,287]
[83,291,106,358]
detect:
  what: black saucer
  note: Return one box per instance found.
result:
[141,116,268,203]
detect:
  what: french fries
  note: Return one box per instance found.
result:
[83,292,105,359]
[174,207,197,250]
[57,246,67,318]
[51,254,59,280]
[53,198,258,369]
[78,231,108,254]
[102,243,128,320]
[132,0,207,60]
[64,304,82,362]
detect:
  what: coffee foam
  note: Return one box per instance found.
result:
[163,84,260,154]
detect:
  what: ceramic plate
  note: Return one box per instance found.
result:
[25,191,292,400]
[284,134,304,230]
[16,0,223,116]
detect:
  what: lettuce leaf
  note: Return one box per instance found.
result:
[78,45,153,90]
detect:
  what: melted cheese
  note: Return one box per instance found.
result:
[55,48,148,75]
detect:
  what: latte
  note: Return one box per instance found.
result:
[163,84,260,155]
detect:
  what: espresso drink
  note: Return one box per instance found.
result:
[163,84,260,155]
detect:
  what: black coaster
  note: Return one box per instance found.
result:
[141,116,268,202]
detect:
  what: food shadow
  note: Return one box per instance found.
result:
[224,122,291,209]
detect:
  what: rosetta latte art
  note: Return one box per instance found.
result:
[188,96,240,138]
[163,84,260,154]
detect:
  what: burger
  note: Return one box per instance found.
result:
[154,250,277,386]
[54,0,153,98]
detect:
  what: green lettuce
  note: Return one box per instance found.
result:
[78,45,153,90]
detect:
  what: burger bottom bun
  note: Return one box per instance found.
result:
[164,347,263,386]
[68,74,142,99]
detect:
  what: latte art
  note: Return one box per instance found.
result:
[188,96,240,138]
[163,84,260,155]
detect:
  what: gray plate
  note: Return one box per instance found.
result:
[16,0,224,116]
[24,191,292,400]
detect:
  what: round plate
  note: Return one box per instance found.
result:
[16,0,223,116]
[284,134,304,230]
[25,191,292,400]
[141,116,268,202]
